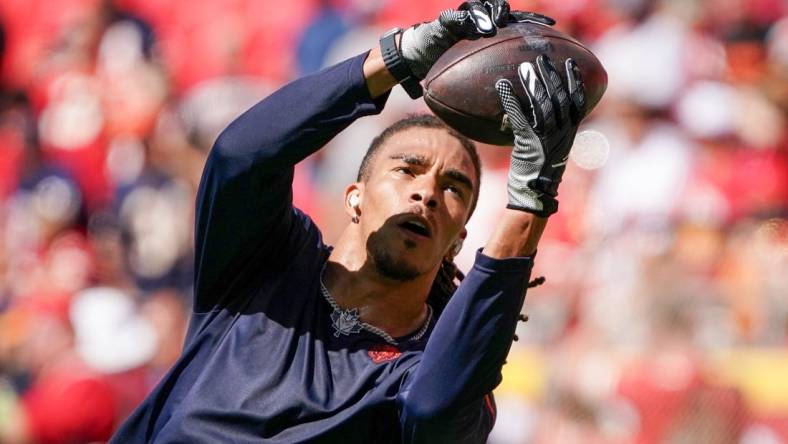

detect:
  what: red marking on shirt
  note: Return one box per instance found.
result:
[367,344,401,363]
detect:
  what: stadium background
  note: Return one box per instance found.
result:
[0,0,786,442]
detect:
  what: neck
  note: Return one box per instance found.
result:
[324,226,437,338]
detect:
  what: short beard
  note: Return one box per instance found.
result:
[368,238,421,282]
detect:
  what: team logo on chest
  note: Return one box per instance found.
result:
[368,344,401,364]
[330,307,363,337]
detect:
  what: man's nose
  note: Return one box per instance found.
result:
[409,177,439,209]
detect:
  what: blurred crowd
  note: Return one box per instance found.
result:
[0,0,785,443]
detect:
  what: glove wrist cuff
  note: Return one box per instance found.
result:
[380,28,424,99]
[507,184,559,217]
[506,198,558,218]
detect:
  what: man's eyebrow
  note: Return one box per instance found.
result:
[389,153,428,166]
[444,169,474,191]
[389,152,474,191]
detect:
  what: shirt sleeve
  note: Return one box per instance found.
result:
[398,250,533,443]
[193,52,389,312]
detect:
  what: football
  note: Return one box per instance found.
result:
[424,22,607,146]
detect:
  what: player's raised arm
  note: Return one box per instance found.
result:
[399,53,586,442]
[192,55,392,311]
[191,3,504,312]
[484,54,586,257]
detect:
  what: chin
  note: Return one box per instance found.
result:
[368,242,427,282]
[371,248,422,282]
[367,226,442,281]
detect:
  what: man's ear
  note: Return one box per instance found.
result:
[447,229,468,260]
[343,183,363,220]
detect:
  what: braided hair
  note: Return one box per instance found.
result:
[427,259,465,315]
[427,259,545,317]
[429,258,544,344]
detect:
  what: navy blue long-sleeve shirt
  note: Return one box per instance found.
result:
[111,52,534,444]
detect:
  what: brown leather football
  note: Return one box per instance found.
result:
[423,22,607,146]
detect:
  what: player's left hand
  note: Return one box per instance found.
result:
[495,55,586,217]
[400,1,554,80]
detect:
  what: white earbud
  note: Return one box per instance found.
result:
[349,194,361,224]
[349,194,360,208]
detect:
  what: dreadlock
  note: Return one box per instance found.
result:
[426,259,465,316]
[427,259,546,317]
[429,260,544,345]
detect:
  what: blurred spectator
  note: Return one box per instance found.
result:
[296,0,353,75]
[114,166,193,292]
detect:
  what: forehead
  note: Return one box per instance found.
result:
[372,127,477,178]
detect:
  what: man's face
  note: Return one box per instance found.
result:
[355,127,478,281]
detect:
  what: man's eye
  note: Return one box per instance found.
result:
[395,167,413,175]
[446,185,463,197]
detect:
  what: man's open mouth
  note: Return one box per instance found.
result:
[398,219,431,238]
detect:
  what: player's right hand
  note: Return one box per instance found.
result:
[400,1,555,80]
[495,55,586,217]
